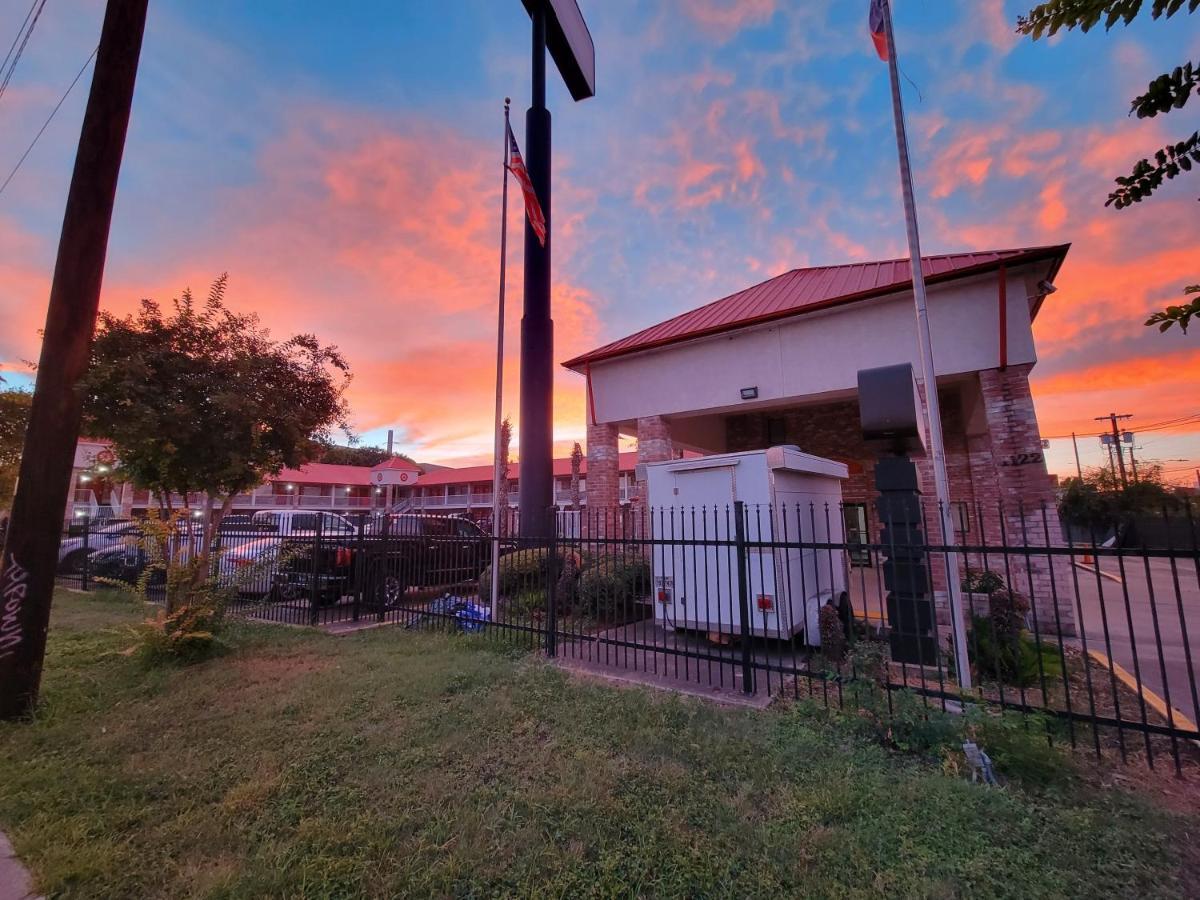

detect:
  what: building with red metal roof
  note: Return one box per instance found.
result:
[568,245,1076,634]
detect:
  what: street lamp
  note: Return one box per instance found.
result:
[515,0,594,537]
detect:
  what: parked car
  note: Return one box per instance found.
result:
[86,543,165,588]
[57,521,142,574]
[250,509,357,537]
[269,514,510,607]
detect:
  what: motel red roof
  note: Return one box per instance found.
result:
[563,245,1070,370]
[372,456,421,472]
[273,462,378,487]
[412,452,639,487]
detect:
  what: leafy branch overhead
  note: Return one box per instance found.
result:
[1144,284,1200,333]
[1018,0,1198,335]
[1017,0,1198,38]
[1018,1,1199,207]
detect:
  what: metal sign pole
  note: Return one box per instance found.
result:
[882,1,971,689]
[490,100,513,618]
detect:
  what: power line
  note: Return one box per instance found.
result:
[0,45,96,199]
[1041,412,1200,442]
[0,0,39,82]
[0,0,49,104]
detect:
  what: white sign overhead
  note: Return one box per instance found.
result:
[522,0,595,101]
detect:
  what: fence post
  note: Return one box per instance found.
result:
[308,515,322,626]
[545,509,558,658]
[81,514,91,591]
[352,513,365,622]
[733,500,756,695]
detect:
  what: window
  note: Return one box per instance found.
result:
[455,519,482,538]
[842,503,871,568]
[323,513,354,534]
[422,518,453,537]
[291,514,319,532]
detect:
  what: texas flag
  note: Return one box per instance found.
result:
[869,0,889,61]
[506,124,547,248]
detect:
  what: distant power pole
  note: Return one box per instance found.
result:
[1095,412,1132,488]
[0,0,149,721]
[1071,432,1082,479]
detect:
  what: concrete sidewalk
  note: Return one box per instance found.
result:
[0,832,38,900]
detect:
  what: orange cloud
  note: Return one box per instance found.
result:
[0,108,601,466]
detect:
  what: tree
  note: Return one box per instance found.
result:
[0,387,32,509]
[317,444,414,468]
[569,441,583,510]
[79,275,351,554]
[1145,284,1200,332]
[1058,462,1182,534]
[498,417,512,534]
[1017,1,1198,333]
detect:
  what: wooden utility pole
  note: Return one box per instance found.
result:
[1095,413,1132,489]
[1071,432,1083,479]
[0,0,149,720]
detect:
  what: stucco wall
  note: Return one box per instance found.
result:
[585,268,1044,426]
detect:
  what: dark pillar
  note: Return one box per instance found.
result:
[518,1,553,537]
[875,456,938,666]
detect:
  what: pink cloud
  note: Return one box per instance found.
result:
[680,0,776,37]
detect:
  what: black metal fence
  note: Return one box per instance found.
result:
[56,500,1200,772]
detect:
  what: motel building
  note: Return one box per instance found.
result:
[68,443,423,519]
[67,440,638,527]
[565,245,1076,635]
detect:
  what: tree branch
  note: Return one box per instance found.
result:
[1107,131,1200,207]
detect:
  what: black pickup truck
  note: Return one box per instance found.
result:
[269,513,512,607]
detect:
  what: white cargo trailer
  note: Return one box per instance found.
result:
[645,447,848,644]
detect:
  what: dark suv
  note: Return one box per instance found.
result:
[270,513,501,607]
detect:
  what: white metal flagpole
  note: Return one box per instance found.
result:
[490,99,512,619]
[881,1,972,690]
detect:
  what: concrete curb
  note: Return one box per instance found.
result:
[0,832,40,900]
[1085,648,1200,747]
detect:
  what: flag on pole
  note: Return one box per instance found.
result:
[868,0,889,61]
[506,124,546,248]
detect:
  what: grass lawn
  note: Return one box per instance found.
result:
[0,590,1194,898]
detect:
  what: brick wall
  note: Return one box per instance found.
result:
[977,364,1075,635]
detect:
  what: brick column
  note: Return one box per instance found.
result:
[978,364,1075,636]
[633,415,673,505]
[586,422,620,510]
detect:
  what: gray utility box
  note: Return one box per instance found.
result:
[645,447,848,643]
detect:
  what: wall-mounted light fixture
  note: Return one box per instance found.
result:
[740,386,759,400]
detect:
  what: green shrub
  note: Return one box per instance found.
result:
[130,602,226,666]
[576,555,650,620]
[479,548,565,603]
[969,710,1075,788]
[818,603,847,664]
[848,639,890,685]
[845,683,961,756]
[964,615,1063,688]
[961,567,1005,595]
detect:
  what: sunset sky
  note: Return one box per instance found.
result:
[1,1,1197,484]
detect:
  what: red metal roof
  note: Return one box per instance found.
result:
[413,452,640,487]
[563,245,1070,369]
[272,462,377,487]
[371,456,421,472]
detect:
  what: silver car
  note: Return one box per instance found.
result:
[58,521,140,573]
